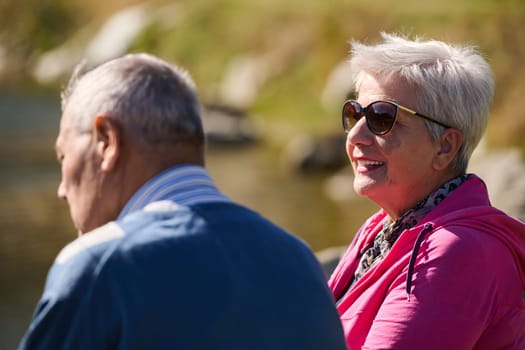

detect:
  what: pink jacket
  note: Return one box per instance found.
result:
[329,175,525,349]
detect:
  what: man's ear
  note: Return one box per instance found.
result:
[93,115,121,171]
[433,128,463,171]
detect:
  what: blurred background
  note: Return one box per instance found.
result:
[1,0,524,347]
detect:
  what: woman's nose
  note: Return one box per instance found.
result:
[346,116,373,146]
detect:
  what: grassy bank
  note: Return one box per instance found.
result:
[1,0,524,152]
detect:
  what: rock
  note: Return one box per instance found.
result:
[218,27,312,110]
[323,167,356,202]
[32,43,84,84]
[84,4,152,66]
[202,103,257,147]
[315,245,347,278]
[468,141,525,221]
[219,55,271,110]
[33,3,179,84]
[321,60,354,110]
[283,133,347,174]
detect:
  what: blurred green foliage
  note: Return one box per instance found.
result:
[0,0,77,58]
[1,0,525,151]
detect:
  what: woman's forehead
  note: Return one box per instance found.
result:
[358,74,415,106]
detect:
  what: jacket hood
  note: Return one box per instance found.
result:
[422,174,525,289]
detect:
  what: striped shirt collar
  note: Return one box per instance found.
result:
[118,165,230,219]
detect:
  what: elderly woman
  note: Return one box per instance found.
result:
[328,33,525,349]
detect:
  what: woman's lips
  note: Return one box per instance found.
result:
[354,159,385,173]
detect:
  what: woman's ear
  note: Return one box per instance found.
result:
[93,115,121,171]
[433,128,463,171]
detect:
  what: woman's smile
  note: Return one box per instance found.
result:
[354,158,385,173]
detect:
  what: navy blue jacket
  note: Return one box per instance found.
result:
[19,202,346,349]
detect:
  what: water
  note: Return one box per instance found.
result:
[0,89,376,349]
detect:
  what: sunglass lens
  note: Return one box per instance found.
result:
[368,102,397,135]
[342,101,361,133]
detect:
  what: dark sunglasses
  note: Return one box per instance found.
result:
[342,99,452,135]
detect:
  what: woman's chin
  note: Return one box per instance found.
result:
[353,177,383,199]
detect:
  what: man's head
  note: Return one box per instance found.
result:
[55,53,205,234]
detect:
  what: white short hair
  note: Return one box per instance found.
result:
[349,32,494,173]
[61,53,204,145]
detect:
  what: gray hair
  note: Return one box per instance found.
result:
[61,53,204,146]
[349,32,494,174]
